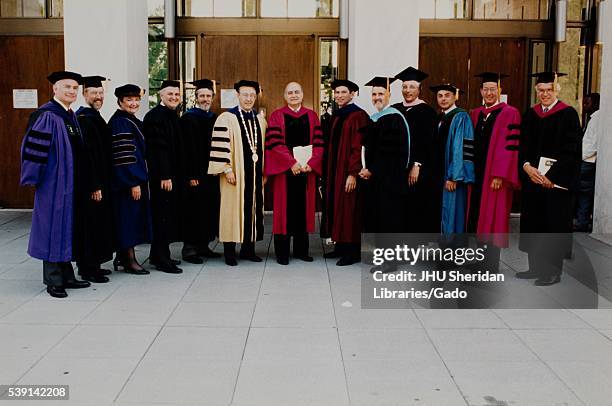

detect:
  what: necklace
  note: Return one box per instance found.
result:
[239,110,259,162]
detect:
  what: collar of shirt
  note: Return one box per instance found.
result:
[542,99,559,112]
[290,105,302,113]
[403,98,425,108]
[443,105,457,115]
[53,97,71,111]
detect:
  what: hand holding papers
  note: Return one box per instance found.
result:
[293,145,312,167]
[537,157,568,190]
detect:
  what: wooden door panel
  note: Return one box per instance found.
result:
[0,36,64,208]
[256,35,315,116]
[419,37,470,109]
[200,35,258,114]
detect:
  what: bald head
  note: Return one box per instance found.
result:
[284,82,304,109]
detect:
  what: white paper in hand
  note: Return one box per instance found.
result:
[293,145,312,167]
[537,157,557,175]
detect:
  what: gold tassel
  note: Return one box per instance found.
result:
[497,76,502,103]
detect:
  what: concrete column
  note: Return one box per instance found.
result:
[593,1,612,243]
[63,0,149,120]
[347,0,420,115]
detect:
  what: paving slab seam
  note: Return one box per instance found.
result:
[492,311,589,405]
[228,233,272,405]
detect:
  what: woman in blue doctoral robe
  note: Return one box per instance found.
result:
[108,86,152,274]
[20,100,76,262]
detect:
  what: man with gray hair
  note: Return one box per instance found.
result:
[143,80,185,273]
[517,72,582,286]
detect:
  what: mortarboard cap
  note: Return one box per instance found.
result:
[365,76,397,90]
[114,84,145,98]
[429,83,464,95]
[82,75,108,89]
[530,71,567,85]
[394,66,429,83]
[192,79,219,93]
[47,71,82,84]
[234,80,261,94]
[160,80,181,90]
[475,72,509,84]
[331,79,359,93]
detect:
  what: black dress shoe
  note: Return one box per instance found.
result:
[369,263,397,274]
[64,279,91,289]
[125,267,150,275]
[323,250,341,259]
[336,257,360,266]
[183,255,204,264]
[47,286,68,298]
[171,259,181,266]
[198,247,222,258]
[295,255,314,262]
[80,274,110,283]
[515,270,539,279]
[534,275,561,286]
[277,257,289,265]
[239,254,263,262]
[225,257,238,266]
[155,262,183,274]
[99,268,112,276]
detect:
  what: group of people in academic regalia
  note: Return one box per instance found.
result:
[21,65,583,297]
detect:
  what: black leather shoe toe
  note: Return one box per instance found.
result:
[47,286,68,298]
[65,279,91,289]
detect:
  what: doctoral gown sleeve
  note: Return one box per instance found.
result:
[491,107,521,188]
[446,111,475,183]
[545,108,582,188]
[264,110,296,176]
[20,112,55,186]
[208,114,233,175]
[346,111,369,177]
[110,117,148,189]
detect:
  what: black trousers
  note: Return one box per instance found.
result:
[224,241,255,259]
[528,252,563,278]
[150,242,172,264]
[336,242,361,261]
[274,233,309,261]
[43,261,76,287]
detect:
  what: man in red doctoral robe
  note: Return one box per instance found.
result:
[264,82,324,265]
[321,79,369,266]
[468,72,521,272]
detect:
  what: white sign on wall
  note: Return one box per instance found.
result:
[13,89,38,109]
[220,89,238,109]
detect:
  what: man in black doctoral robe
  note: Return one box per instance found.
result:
[180,79,221,264]
[391,67,439,235]
[74,75,114,283]
[361,76,411,233]
[516,72,582,286]
[143,80,185,273]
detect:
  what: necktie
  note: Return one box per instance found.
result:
[543,107,549,113]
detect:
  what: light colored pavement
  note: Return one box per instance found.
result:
[1,210,612,405]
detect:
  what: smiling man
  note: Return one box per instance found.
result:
[20,70,91,298]
[516,71,582,286]
[320,79,369,266]
[179,79,222,264]
[74,75,114,283]
[264,82,324,265]
[208,80,267,266]
[143,80,185,273]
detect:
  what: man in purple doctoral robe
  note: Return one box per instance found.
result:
[20,71,91,298]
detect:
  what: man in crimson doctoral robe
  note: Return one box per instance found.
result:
[265,82,324,265]
[516,72,582,286]
[321,79,369,266]
[467,72,521,272]
[20,71,91,298]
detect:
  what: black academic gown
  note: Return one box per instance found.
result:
[143,104,185,248]
[180,107,220,246]
[518,102,582,260]
[73,107,114,268]
[392,102,439,234]
[363,110,410,233]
